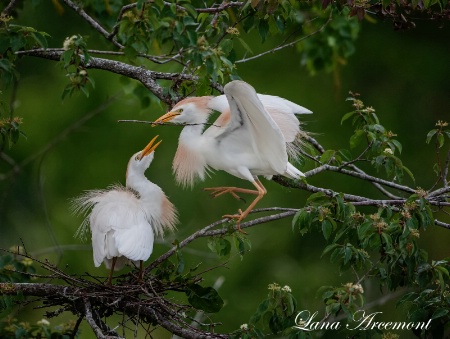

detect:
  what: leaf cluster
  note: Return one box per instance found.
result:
[0,315,80,339]
[397,259,450,337]
[322,0,450,30]
[153,246,224,314]
[0,19,49,86]
[207,232,252,260]
[232,283,300,339]
[59,35,95,99]
[342,92,414,182]
[282,92,450,337]
[0,248,35,284]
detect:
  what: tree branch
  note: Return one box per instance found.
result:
[0,282,229,339]
[236,14,332,64]
[443,149,450,188]
[16,49,175,104]
[305,164,416,194]
[1,0,19,16]
[84,298,124,339]
[62,0,123,49]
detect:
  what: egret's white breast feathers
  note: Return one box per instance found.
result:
[172,142,209,188]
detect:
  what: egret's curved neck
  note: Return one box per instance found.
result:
[126,169,157,199]
[179,122,206,146]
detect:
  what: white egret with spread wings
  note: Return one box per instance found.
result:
[72,136,177,283]
[153,80,311,231]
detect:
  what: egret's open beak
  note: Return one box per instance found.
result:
[137,135,162,160]
[151,111,179,127]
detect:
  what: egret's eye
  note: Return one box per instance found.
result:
[135,155,140,161]
[178,108,184,113]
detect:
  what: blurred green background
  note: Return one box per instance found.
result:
[1,1,450,337]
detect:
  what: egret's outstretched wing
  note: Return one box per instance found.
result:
[215,80,288,174]
[205,92,311,144]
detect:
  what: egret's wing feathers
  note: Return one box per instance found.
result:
[219,81,288,174]
[257,94,312,115]
[72,185,156,264]
[113,220,154,262]
[205,93,311,159]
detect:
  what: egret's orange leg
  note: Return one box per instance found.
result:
[108,257,117,285]
[217,180,267,233]
[204,186,260,201]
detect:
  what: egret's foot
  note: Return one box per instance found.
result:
[223,210,247,234]
[204,187,243,201]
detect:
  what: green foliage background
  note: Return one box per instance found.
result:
[1,1,450,337]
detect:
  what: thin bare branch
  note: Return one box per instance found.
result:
[62,0,123,49]
[1,0,19,16]
[305,164,416,194]
[348,164,401,199]
[304,134,326,154]
[427,186,450,198]
[236,15,332,64]
[196,2,244,13]
[434,219,450,229]
[443,149,450,188]
[273,176,450,208]
[84,298,110,339]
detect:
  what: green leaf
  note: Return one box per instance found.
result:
[434,265,450,278]
[322,243,340,257]
[307,192,330,205]
[233,235,247,258]
[220,39,233,56]
[402,165,415,182]
[343,244,353,265]
[207,237,231,258]
[320,149,335,164]
[426,129,437,143]
[431,308,449,320]
[396,292,417,306]
[341,111,356,124]
[186,284,224,313]
[321,219,333,240]
[249,298,270,324]
[349,129,365,149]
[338,149,352,161]
[176,250,184,274]
[258,20,269,42]
[357,221,373,240]
[437,133,445,148]
[30,31,49,48]
[390,139,402,153]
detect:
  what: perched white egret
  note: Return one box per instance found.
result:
[72,136,177,283]
[153,80,311,231]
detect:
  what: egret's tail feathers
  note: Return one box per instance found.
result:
[285,162,306,179]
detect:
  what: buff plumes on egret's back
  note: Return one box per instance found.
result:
[71,136,178,283]
[153,80,311,231]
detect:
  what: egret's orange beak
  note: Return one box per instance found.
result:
[137,135,162,160]
[152,111,179,127]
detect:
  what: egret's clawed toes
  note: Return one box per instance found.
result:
[223,210,248,234]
